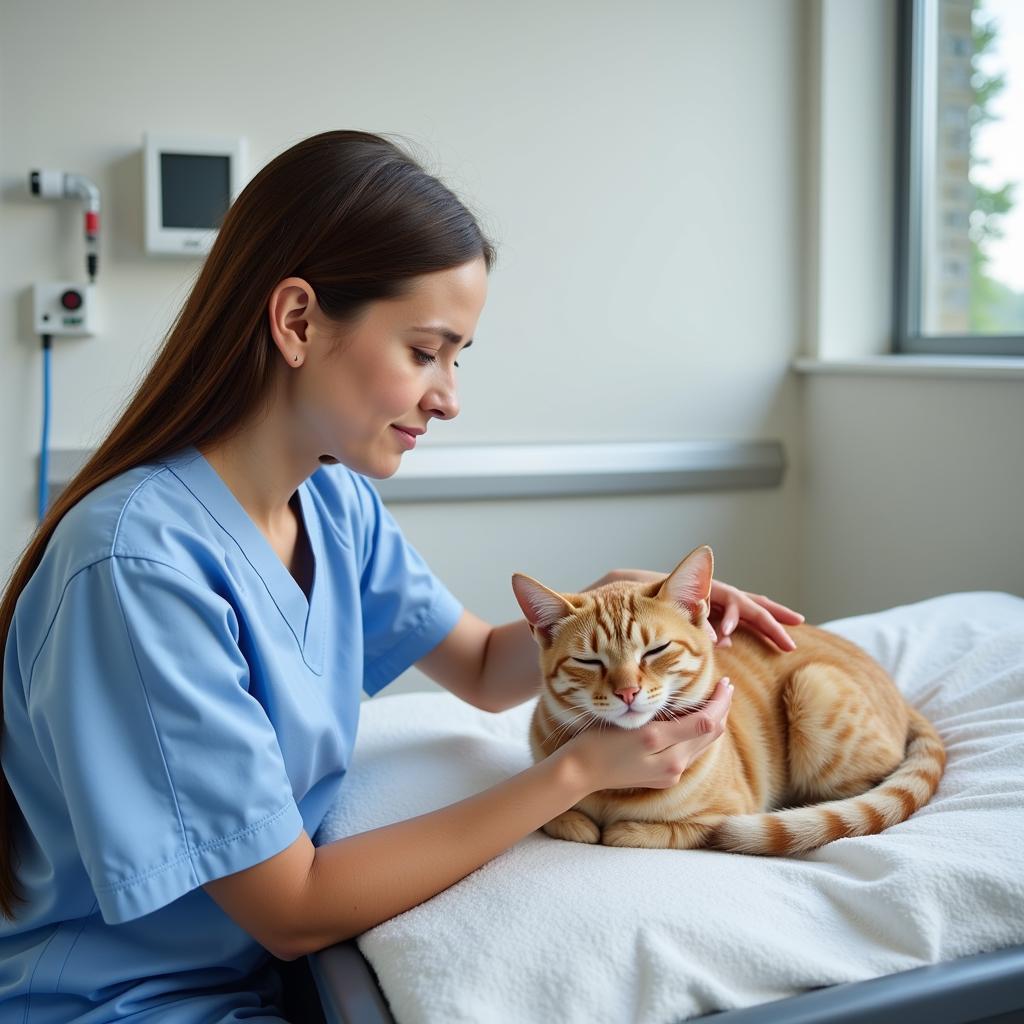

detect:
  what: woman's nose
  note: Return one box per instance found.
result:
[422,377,460,420]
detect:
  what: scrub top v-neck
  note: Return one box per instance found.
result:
[0,445,463,1022]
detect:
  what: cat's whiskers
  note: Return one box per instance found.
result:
[547,705,601,745]
[658,691,713,720]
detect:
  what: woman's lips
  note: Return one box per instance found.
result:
[391,425,418,449]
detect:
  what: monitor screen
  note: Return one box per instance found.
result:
[160,152,231,230]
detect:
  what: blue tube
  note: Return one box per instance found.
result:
[38,340,51,522]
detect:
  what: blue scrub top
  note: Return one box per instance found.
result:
[0,445,463,1022]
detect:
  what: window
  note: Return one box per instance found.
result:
[895,0,1024,354]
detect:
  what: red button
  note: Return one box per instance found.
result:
[60,290,82,310]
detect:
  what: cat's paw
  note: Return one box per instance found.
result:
[542,810,601,844]
[602,820,661,848]
[602,819,712,849]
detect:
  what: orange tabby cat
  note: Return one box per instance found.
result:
[512,546,945,855]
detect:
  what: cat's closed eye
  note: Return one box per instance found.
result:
[643,642,671,659]
[571,657,604,667]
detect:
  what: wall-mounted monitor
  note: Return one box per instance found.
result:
[144,133,247,255]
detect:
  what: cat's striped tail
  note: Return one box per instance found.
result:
[709,708,945,856]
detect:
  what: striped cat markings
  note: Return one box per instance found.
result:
[512,546,945,856]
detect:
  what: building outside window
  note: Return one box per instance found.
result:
[897,0,1024,354]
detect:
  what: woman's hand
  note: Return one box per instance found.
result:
[584,569,804,651]
[559,678,734,791]
[706,579,803,651]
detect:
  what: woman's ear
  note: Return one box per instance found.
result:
[655,545,714,626]
[267,277,318,363]
[511,573,575,648]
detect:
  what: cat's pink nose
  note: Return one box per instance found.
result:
[615,687,640,706]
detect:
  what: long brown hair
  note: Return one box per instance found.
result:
[0,129,496,919]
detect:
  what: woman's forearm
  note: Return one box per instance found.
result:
[476,617,546,713]
[292,747,589,956]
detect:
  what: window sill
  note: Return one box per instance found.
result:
[792,355,1024,380]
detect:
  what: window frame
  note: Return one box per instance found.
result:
[894,0,1024,356]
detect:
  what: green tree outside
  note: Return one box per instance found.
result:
[969,0,1024,332]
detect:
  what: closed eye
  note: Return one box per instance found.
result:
[643,642,671,659]
[571,657,604,667]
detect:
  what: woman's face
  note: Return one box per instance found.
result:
[285,257,487,478]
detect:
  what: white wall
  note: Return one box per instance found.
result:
[0,0,806,697]
[806,0,897,361]
[3,1,1017,700]
[801,373,1024,621]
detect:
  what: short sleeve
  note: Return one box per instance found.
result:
[352,475,463,696]
[27,556,304,925]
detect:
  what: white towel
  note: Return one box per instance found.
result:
[315,591,1024,1024]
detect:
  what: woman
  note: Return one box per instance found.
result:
[0,130,802,1021]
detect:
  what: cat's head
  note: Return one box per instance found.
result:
[512,545,716,732]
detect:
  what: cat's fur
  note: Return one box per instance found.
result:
[513,546,945,855]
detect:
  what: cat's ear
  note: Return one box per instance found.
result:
[512,573,575,647]
[656,545,714,625]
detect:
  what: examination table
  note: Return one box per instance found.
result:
[307,592,1024,1024]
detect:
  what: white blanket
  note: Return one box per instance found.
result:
[315,591,1024,1024]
